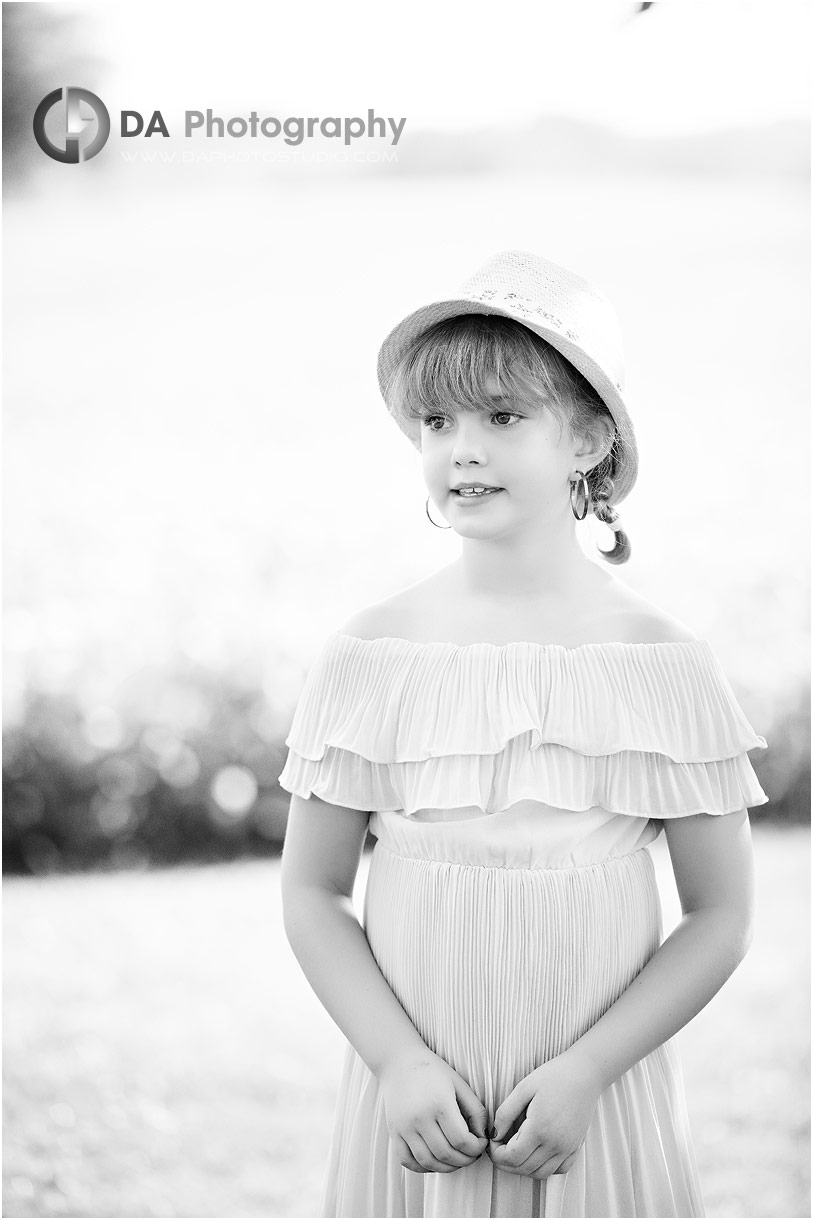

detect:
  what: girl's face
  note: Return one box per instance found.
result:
[420,374,590,537]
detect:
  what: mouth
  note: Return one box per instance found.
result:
[451,484,504,498]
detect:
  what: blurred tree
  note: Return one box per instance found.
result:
[2,2,107,192]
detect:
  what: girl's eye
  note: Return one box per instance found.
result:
[421,414,450,432]
[420,412,522,431]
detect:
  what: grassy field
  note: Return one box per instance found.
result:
[2,824,809,1219]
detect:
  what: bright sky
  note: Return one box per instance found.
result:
[84,0,811,137]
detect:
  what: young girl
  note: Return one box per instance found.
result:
[278,250,769,1218]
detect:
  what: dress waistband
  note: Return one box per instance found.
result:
[370,807,658,871]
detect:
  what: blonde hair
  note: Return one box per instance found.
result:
[383,314,631,565]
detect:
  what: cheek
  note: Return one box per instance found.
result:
[512,454,566,500]
[421,436,446,464]
[421,449,446,487]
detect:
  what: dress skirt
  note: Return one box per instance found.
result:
[321,818,706,1218]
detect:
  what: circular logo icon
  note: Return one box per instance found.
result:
[33,87,111,163]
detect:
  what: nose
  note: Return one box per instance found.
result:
[450,415,488,466]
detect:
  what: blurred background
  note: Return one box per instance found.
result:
[2,1,809,1216]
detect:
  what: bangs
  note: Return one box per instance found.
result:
[384,314,604,445]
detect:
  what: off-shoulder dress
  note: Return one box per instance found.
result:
[278,629,769,1219]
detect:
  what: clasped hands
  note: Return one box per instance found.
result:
[379,1046,603,1180]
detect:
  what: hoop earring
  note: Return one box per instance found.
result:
[425,496,452,529]
[570,470,590,521]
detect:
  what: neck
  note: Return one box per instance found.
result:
[450,512,603,600]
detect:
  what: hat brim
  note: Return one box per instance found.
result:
[376,297,638,506]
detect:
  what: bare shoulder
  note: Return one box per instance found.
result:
[628,609,700,645]
[607,582,700,644]
[339,566,453,641]
[338,588,422,642]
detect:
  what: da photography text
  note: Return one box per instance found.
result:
[124,108,407,146]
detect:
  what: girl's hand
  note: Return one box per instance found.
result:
[378,1049,490,1173]
[487,1050,602,1180]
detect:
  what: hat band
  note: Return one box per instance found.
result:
[465,286,579,344]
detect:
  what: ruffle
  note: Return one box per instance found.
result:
[278,631,769,819]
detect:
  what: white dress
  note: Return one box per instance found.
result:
[279,630,769,1218]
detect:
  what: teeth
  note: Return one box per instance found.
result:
[458,487,496,496]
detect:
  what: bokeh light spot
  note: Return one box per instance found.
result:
[211,766,257,819]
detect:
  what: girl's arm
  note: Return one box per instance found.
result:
[564,806,756,1091]
[281,793,490,1170]
[280,793,429,1077]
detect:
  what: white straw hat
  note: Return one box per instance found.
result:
[376,249,638,505]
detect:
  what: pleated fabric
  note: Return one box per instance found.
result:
[322,832,704,1218]
[278,632,768,819]
[277,629,769,1218]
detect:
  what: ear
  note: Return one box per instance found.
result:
[574,416,614,471]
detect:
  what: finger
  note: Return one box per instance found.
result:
[506,1137,566,1177]
[409,1130,462,1174]
[491,1084,532,1144]
[490,1124,546,1170]
[436,1108,488,1158]
[530,1151,572,1180]
[453,1079,490,1141]
[390,1134,425,1174]
[420,1120,479,1169]
[487,1140,548,1178]
[488,1137,541,1173]
[552,1150,579,1175]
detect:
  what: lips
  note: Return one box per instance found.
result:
[451,484,503,492]
[452,486,503,499]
